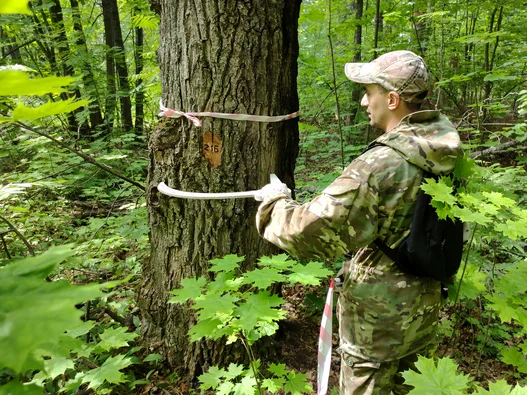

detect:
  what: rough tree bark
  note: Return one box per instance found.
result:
[138,0,301,381]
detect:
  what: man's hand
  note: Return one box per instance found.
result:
[254,174,291,202]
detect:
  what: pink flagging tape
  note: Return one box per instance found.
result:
[317,278,334,395]
[158,101,299,127]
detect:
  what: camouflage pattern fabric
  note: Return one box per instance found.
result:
[345,51,430,103]
[256,110,462,391]
[340,343,436,395]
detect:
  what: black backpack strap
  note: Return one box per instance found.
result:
[373,238,398,262]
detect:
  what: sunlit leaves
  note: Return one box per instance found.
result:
[0,98,89,124]
[0,71,75,97]
[0,0,31,15]
[289,261,333,285]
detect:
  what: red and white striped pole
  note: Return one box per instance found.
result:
[317,278,334,395]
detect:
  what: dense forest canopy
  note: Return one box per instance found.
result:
[1,0,526,394]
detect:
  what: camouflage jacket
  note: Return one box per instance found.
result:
[256,110,462,361]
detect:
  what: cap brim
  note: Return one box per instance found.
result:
[344,62,377,84]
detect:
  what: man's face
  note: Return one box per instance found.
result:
[360,84,390,131]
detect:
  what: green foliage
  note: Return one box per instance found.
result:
[402,357,527,394]
[170,254,331,346]
[0,246,104,390]
[198,362,313,395]
[170,254,330,394]
[402,356,470,394]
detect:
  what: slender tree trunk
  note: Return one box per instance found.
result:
[134,18,144,134]
[373,0,381,59]
[139,0,300,381]
[70,0,105,133]
[49,0,83,134]
[101,0,133,132]
[484,6,504,101]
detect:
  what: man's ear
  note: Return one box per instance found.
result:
[387,91,401,110]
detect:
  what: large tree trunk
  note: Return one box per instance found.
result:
[138,0,300,381]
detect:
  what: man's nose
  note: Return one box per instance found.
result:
[360,94,368,107]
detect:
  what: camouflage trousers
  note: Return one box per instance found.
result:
[339,344,435,395]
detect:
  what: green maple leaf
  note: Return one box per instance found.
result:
[288,261,332,285]
[0,246,103,374]
[199,366,225,390]
[268,362,288,377]
[232,375,257,395]
[401,356,470,394]
[82,354,134,390]
[262,377,286,393]
[421,178,457,206]
[96,326,138,352]
[494,264,527,295]
[453,154,476,180]
[454,263,487,300]
[284,371,313,395]
[510,385,527,395]
[457,192,480,207]
[0,380,43,395]
[451,206,492,225]
[224,363,245,380]
[482,191,516,208]
[241,267,285,289]
[44,356,74,379]
[477,202,500,216]
[168,276,206,303]
[246,321,279,344]
[0,71,73,96]
[486,294,521,323]
[208,271,242,293]
[235,291,284,331]
[495,219,527,240]
[209,254,245,273]
[189,317,225,341]
[194,292,239,319]
[65,320,96,338]
[1,98,88,123]
[216,381,235,395]
[258,254,296,270]
[473,379,514,394]
[501,348,527,373]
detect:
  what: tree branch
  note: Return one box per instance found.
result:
[17,122,146,191]
[0,214,35,256]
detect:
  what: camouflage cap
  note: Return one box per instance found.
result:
[345,50,430,103]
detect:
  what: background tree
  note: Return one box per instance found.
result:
[138,0,301,379]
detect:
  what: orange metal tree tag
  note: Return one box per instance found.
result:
[203,131,222,168]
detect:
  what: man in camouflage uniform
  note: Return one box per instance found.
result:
[254,50,462,394]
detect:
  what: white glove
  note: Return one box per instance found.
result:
[254,174,292,202]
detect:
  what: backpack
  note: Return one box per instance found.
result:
[374,172,465,284]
